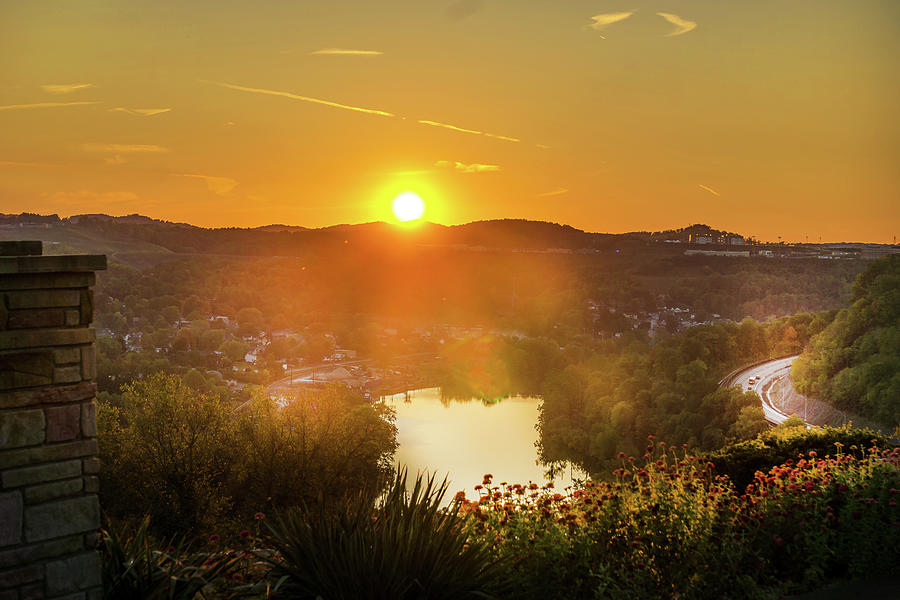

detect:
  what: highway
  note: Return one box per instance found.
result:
[722,355,807,426]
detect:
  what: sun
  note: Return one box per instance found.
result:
[391,191,426,222]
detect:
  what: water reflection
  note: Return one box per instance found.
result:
[383,388,584,502]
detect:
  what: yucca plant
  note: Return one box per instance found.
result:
[101,516,236,600]
[259,469,509,599]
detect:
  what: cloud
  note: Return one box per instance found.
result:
[0,160,57,168]
[109,107,171,116]
[698,184,720,197]
[172,173,239,195]
[446,0,485,21]
[537,188,568,197]
[83,143,169,153]
[40,83,94,94]
[43,190,139,205]
[0,101,98,111]
[310,48,383,56]
[589,12,634,30]
[206,81,528,145]
[105,155,128,165]
[418,119,520,143]
[536,143,551,150]
[657,13,697,37]
[205,80,395,117]
[484,132,521,143]
[435,160,500,173]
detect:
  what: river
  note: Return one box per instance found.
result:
[383,388,584,501]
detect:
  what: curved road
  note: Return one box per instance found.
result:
[724,355,807,426]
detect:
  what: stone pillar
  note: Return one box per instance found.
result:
[0,241,107,599]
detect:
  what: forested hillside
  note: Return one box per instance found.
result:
[793,255,900,427]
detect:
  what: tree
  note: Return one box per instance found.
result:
[219,339,249,362]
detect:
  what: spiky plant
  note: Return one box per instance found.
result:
[259,469,508,599]
[101,516,235,600]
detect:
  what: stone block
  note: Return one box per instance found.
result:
[0,272,94,291]
[0,328,94,352]
[0,535,82,569]
[0,409,45,448]
[0,254,106,275]
[7,309,66,329]
[0,351,54,391]
[80,403,96,438]
[80,347,95,381]
[1,439,97,470]
[0,241,41,257]
[81,458,99,475]
[19,584,44,600]
[82,476,98,494]
[0,492,22,547]
[53,367,82,385]
[44,405,81,443]
[0,589,18,600]
[65,310,80,327]
[45,551,100,596]
[0,563,43,589]
[53,348,81,365]
[0,303,6,332]
[5,290,80,310]
[24,478,83,504]
[24,495,99,543]
[0,381,96,410]
[79,290,93,327]
[3,459,82,489]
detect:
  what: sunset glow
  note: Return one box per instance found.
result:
[1,1,898,241]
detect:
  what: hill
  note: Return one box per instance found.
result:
[792,255,900,426]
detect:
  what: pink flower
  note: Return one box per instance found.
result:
[254,512,266,520]
[208,534,220,544]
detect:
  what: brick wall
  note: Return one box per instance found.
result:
[0,241,107,599]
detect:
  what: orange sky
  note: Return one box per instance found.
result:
[1,1,898,242]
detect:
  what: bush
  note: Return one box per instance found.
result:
[462,432,900,599]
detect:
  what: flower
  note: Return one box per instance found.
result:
[208,534,220,544]
[254,512,266,520]
[240,529,251,539]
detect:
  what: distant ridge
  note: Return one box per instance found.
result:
[0,211,759,265]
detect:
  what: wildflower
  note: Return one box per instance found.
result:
[208,534,220,544]
[254,512,266,520]
[166,545,177,553]
[454,490,467,503]
[231,573,243,582]
[239,529,251,539]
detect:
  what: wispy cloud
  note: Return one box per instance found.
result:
[589,12,634,31]
[310,48,383,56]
[657,13,697,37]
[109,107,171,116]
[537,188,568,197]
[0,160,57,168]
[83,143,169,153]
[418,119,520,143]
[0,101,98,111]
[536,143,551,150]
[40,83,94,94]
[205,80,395,117]
[172,173,239,195]
[698,184,720,197]
[206,80,531,145]
[435,160,500,173]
